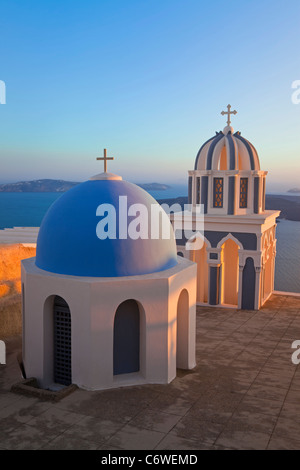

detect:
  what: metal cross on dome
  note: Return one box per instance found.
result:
[97,148,114,173]
[221,104,237,126]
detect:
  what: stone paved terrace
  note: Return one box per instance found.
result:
[1,293,300,450]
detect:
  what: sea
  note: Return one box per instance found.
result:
[0,186,299,294]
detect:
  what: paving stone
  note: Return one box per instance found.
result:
[235,395,283,417]
[215,428,271,450]
[41,433,99,450]
[0,396,51,424]
[191,390,244,413]
[128,409,181,433]
[99,444,124,450]
[56,391,142,422]
[1,294,300,450]
[170,416,224,445]
[280,401,300,422]
[0,423,54,450]
[156,434,211,450]
[149,395,194,416]
[227,410,277,434]
[246,383,288,402]
[271,416,300,440]
[284,389,300,405]
[26,406,85,434]
[0,392,23,409]
[63,415,125,444]
[253,371,293,389]
[106,425,165,450]
[185,405,232,425]
[267,435,300,450]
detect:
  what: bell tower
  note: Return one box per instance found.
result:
[172,106,280,310]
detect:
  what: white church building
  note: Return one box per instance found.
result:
[20,106,280,392]
[172,106,280,310]
[21,160,197,391]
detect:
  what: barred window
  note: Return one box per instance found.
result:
[213,178,223,208]
[239,178,248,208]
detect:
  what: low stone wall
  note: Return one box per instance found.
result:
[11,378,78,402]
[0,244,36,338]
[0,296,22,338]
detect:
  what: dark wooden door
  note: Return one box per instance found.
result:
[113,300,140,375]
[242,258,256,310]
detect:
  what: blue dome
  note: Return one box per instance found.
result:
[35,178,178,277]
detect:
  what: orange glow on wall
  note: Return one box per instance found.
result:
[0,244,36,299]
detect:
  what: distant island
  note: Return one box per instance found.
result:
[157,194,300,222]
[1,180,299,222]
[0,179,79,193]
[0,179,170,193]
[136,183,170,191]
[265,194,300,221]
[288,188,300,194]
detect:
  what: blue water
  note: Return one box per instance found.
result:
[0,189,299,293]
[0,185,188,230]
[275,220,300,294]
[0,193,63,229]
[147,184,188,200]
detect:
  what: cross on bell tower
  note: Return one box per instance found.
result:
[97,148,114,173]
[221,104,237,126]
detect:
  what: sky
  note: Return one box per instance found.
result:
[0,0,299,191]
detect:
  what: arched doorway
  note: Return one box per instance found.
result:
[220,238,239,306]
[53,296,72,386]
[190,241,209,304]
[113,299,140,375]
[177,289,189,369]
[242,257,256,310]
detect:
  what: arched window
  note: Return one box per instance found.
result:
[213,178,224,208]
[239,178,248,208]
[53,296,72,386]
